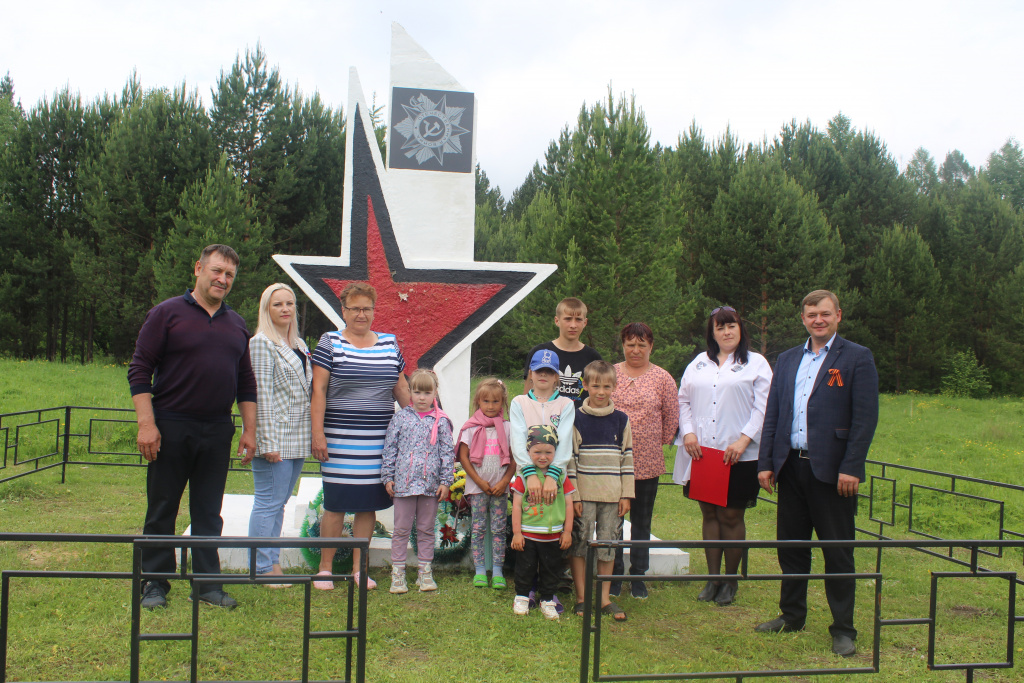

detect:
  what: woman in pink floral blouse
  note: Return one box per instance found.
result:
[609,322,680,599]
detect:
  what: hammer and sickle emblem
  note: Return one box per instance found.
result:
[422,121,442,138]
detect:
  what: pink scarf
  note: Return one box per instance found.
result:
[456,409,510,466]
[427,398,450,445]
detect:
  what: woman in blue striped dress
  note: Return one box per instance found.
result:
[311,282,411,589]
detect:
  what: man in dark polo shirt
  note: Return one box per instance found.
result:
[128,244,258,610]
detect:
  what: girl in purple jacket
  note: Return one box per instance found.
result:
[381,369,455,593]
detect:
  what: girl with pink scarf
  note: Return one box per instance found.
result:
[457,378,513,589]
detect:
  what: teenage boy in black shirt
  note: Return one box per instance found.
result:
[522,297,602,406]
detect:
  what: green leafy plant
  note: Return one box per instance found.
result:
[941,350,992,398]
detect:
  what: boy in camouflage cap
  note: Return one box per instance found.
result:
[510,425,576,620]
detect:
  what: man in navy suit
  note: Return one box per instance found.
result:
[755,290,879,657]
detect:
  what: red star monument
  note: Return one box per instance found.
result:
[275,40,555,425]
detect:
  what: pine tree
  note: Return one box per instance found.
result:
[985,139,1024,212]
[981,263,1024,394]
[697,151,846,359]
[941,177,1024,391]
[0,72,22,147]
[664,123,740,297]
[939,150,975,187]
[0,87,107,359]
[210,45,346,339]
[774,115,912,293]
[860,225,943,391]
[906,147,939,196]
[773,119,847,208]
[155,155,271,328]
[79,84,216,358]
[508,90,696,373]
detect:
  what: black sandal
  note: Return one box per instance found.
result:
[573,602,586,617]
[602,601,627,622]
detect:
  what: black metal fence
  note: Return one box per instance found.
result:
[579,537,1020,683]
[0,532,370,683]
[860,459,1024,569]
[5,405,1024,681]
[0,406,320,485]
[749,458,1024,585]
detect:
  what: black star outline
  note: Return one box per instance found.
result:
[275,103,552,370]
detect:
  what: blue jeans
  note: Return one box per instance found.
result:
[248,458,306,574]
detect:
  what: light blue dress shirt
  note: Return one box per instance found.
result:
[790,333,837,450]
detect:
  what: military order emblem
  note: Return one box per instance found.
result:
[389,87,473,173]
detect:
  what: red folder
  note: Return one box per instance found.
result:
[687,447,730,507]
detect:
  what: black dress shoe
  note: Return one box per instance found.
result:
[832,634,856,657]
[697,581,719,602]
[714,581,737,606]
[755,616,804,633]
[140,582,167,610]
[189,588,238,609]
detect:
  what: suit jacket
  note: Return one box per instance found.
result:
[250,332,313,460]
[757,335,879,484]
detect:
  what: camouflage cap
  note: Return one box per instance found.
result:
[526,424,558,449]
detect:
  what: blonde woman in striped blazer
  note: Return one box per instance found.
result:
[247,283,320,585]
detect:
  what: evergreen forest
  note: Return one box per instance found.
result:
[2,47,1023,395]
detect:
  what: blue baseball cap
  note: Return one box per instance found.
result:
[529,349,560,373]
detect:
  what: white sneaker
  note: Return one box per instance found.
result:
[513,595,530,616]
[416,563,437,592]
[389,565,408,594]
[540,600,559,621]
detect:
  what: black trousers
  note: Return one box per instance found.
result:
[613,476,660,579]
[141,418,235,594]
[514,538,562,602]
[776,454,858,639]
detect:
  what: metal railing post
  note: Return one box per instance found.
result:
[356,543,369,683]
[60,406,71,484]
[1,572,9,683]
[591,544,603,682]
[190,579,200,683]
[579,543,595,683]
[302,581,311,683]
[1006,574,1017,669]
[346,561,355,683]
[130,543,142,683]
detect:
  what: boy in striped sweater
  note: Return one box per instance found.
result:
[568,360,635,621]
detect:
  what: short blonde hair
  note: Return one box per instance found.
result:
[555,297,587,318]
[409,368,439,393]
[256,283,300,348]
[582,360,616,386]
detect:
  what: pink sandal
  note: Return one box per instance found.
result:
[312,570,334,590]
[352,571,377,590]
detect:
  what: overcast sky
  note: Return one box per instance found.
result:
[4,1,1021,198]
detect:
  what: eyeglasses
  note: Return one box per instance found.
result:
[711,306,736,316]
[343,306,374,315]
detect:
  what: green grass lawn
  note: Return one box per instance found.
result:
[1,359,1023,682]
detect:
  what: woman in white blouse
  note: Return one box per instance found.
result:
[675,306,772,606]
